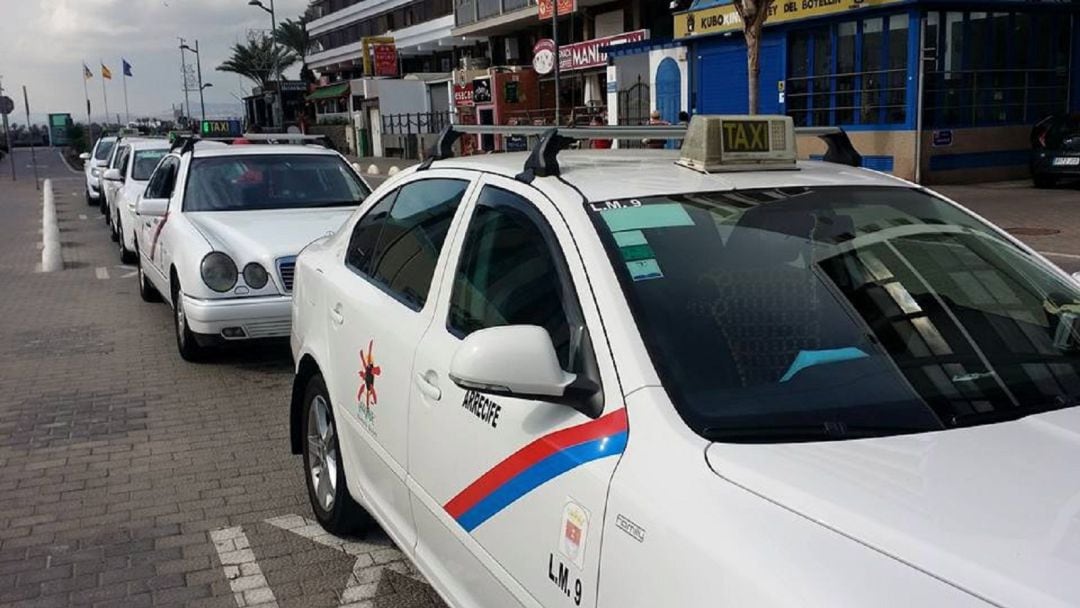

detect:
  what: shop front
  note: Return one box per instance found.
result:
[675,0,1080,183]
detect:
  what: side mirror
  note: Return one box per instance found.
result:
[1072,272,1080,286]
[450,325,600,414]
[79,152,91,161]
[136,197,168,217]
[103,168,123,182]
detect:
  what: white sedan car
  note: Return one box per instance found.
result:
[100,138,170,262]
[289,115,1080,608]
[81,135,117,206]
[135,140,371,361]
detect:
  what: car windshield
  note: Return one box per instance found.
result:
[590,186,1080,442]
[94,140,115,161]
[132,149,168,181]
[183,154,371,212]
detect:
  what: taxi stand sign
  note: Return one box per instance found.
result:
[677,114,797,173]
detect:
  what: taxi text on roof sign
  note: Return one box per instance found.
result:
[200,120,243,138]
[674,0,904,39]
[677,115,797,173]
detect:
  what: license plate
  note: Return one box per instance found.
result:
[1052,157,1080,166]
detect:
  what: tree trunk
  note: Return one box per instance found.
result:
[746,24,761,115]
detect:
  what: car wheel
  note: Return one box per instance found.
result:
[137,248,160,303]
[100,195,109,217]
[171,281,210,362]
[117,222,136,263]
[303,374,371,536]
[109,215,119,242]
[86,190,96,206]
[1034,174,1057,189]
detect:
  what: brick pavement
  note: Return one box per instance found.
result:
[0,149,445,608]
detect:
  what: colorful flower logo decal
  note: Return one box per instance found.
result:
[357,339,381,408]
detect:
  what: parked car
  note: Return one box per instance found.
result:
[100,137,134,219]
[289,115,1080,608]
[101,139,170,263]
[134,138,371,361]
[80,135,117,206]
[1031,113,1080,188]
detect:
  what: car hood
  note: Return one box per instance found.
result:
[706,407,1080,607]
[186,207,354,260]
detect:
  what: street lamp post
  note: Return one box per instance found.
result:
[248,0,282,129]
[178,37,192,124]
[181,40,206,122]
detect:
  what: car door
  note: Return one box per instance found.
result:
[138,155,180,290]
[407,175,626,608]
[321,170,475,551]
[110,146,132,221]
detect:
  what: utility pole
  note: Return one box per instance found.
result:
[551,2,561,126]
[195,41,206,122]
[178,37,192,125]
[249,0,282,128]
[22,86,39,191]
[0,75,15,181]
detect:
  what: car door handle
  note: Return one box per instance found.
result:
[330,303,344,326]
[414,371,441,401]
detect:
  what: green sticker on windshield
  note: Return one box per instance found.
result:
[620,244,655,262]
[601,204,694,232]
[613,230,648,247]
[627,258,664,281]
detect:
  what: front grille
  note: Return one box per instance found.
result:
[277,257,297,292]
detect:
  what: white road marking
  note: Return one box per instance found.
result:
[210,527,280,608]
[1041,251,1080,261]
[95,267,109,280]
[78,214,87,220]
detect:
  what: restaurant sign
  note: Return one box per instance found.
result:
[539,0,575,20]
[675,0,904,39]
[558,29,649,72]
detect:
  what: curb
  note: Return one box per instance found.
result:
[41,179,63,272]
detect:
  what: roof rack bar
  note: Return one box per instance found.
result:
[515,129,575,183]
[451,124,688,140]
[418,126,463,171]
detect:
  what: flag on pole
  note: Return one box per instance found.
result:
[122,59,133,77]
[83,63,93,80]
[101,63,112,80]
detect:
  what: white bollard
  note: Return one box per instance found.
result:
[351,162,363,173]
[41,179,63,272]
[387,166,400,176]
[366,164,380,175]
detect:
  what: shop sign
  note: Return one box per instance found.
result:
[533,39,556,75]
[539,0,575,20]
[932,129,953,147]
[373,43,398,77]
[559,29,649,72]
[472,79,492,104]
[454,83,474,106]
[675,0,904,40]
[506,135,528,152]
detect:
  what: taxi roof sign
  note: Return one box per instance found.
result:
[677,115,797,173]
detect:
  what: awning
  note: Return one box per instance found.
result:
[306,83,349,101]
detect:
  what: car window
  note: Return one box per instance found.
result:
[182,154,370,211]
[94,139,115,161]
[144,156,179,200]
[588,186,1080,442]
[345,178,469,309]
[132,149,168,181]
[110,145,129,169]
[118,147,131,176]
[448,186,585,372]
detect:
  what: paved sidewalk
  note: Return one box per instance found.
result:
[0,149,443,608]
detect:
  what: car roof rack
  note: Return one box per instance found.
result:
[169,133,329,154]
[416,123,860,181]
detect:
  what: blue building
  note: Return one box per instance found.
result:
[674,0,1080,183]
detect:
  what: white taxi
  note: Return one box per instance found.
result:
[101,138,170,263]
[81,135,117,206]
[289,116,1080,608]
[135,138,371,361]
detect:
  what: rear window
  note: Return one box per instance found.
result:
[183,154,371,212]
[94,140,115,161]
[590,186,1080,442]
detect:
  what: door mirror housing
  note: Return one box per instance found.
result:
[79,152,91,161]
[103,168,123,182]
[1072,272,1080,286]
[449,325,601,416]
[136,197,168,217]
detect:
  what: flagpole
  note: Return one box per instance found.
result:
[82,64,94,146]
[100,60,110,128]
[122,64,130,125]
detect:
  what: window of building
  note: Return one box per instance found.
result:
[786,14,910,128]
[923,10,1070,128]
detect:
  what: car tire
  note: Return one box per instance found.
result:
[117,222,135,263]
[302,374,371,536]
[110,216,119,242]
[100,195,109,217]
[1034,174,1057,189]
[171,280,210,362]
[86,190,97,206]
[136,244,161,303]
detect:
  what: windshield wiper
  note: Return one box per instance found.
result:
[702,422,933,444]
[950,394,1079,427]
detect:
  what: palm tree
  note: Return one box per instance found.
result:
[275,18,315,84]
[216,34,299,91]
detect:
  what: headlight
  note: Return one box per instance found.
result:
[242,263,269,289]
[91,168,101,177]
[200,252,238,292]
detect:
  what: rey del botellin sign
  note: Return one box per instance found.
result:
[675,0,904,39]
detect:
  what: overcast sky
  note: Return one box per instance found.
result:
[0,0,311,123]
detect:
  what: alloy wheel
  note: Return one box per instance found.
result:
[307,395,338,511]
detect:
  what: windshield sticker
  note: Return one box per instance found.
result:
[619,243,655,263]
[612,230,647,247]
[600,203,694,232]
[626,259,663,282]
[779,347,868,383]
